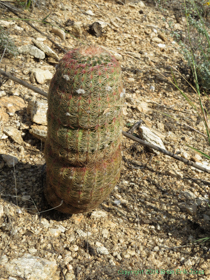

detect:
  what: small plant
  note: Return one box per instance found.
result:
[16,0,33,9]
[0,26,18,58]
[167,0,210,93]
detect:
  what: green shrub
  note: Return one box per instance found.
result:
[169,0,210,93]
[0,26,18,58]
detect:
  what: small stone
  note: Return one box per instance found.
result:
[27,99,48,125]
[49,228,61,237]
[86,10,95,16]
[70,245,79,252]
[127,78,135,83]
[157,43,166,49]
[203,214,210,221]
[97,246,109,255]
[137,1,145,7]
[152,37,163,43]
[153,246,159,252]
[0,205,4,219]
[180,191,196,200]
[65,272,75,280]
[0,90,6,97]
[179,202,197,216]
[32,39,59,60]
[3,126,23,144]
[91,210,107,219]
[28,248,37,254]
[138,125,166,154]
[41,218,50,228]
[31,68,53,84]
[2,155,18,167]
[102,229,109,238]
[29,125,47,142]
[64,253,73,265]
[4,254,58,280]
[51,27,66,40]
[18,45,45,59]
[1,255,8,265]
[76,229,91,237]
[0,96,25,114]
[121,252,130,258]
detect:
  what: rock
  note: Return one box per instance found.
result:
[179,202,197,216]
[127,78,135,83]
[137,102,151,114]
[29,124,47,142]
[138,125,166,154]
[89,22,102,37]
[0,205,4,219]
[51,27,66,40]
[76,229,91,237]
[203,214,210,221]
[91,210,107,219]
[157,43,166,50]
[3,126,23,144]
[1,255,8,265]
[0,96,25,115]
[49,228,61,237]
[2,155,19,167]
[97,246,109,255]
[32,39,59,60]
[0,20,15,27]
[152,37,163,43]
[31,68,53,84]
[86,10,95,16]
[4,254,59,280]
[18,45,45,59]
[65,272,76,280]
[27,99,48,125]
[180,191,196,200]
[109,50,123,61]
[0,90,6,97]
[102,229,109,238]
[70,245,79,252]
[96,21,108,29]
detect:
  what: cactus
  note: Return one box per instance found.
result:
[44,45,125,214]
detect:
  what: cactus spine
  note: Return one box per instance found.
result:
[44,45,125,214]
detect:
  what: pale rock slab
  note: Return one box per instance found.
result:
[27,99,48,125]
[4,254,59,280]
[91,210,107,219]
[29,124,47,141]
[32,39,59,60]
[18,45,45,59]
[2,154,19,167]
[97,246,109,255]
[3,126,23,144]
[31,68,53,84]
[138,125,166,154]
[0,96,25,115]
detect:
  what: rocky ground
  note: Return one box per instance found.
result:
[1,0,210,279]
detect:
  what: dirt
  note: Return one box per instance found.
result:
[0,0,210,279]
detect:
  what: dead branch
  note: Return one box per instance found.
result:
[122,131,210,174]
[0,68,48,98]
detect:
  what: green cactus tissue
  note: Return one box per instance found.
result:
[44,45,125,214]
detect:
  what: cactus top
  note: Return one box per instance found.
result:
[48,45,124,129]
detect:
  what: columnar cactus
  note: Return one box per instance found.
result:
[44,45,125,214]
